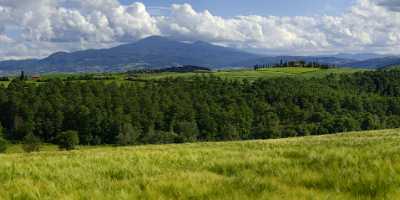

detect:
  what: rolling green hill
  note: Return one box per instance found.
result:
[129,67,368,81]
[1,129,399,199]
[0,67,368,86]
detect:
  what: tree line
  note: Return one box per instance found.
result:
[254,60,334,70]
[1,70,400,149]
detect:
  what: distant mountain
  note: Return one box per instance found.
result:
[380,65,400,71]
[329,53,388,61]
[0,36,399,74]
[344,56,400,69]
[0,36,261,74]
[231,56,356,67]
[232,55,400,69]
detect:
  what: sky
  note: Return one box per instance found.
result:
[120,0,356,17]
[0,0,399,60]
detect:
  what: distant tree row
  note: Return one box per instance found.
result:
[254,60,334,70]
[0,77,10,81]
[64,74,116,81]
[127,65,211,78]
[0,70,400,149]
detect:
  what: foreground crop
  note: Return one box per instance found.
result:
[0,129,399,199]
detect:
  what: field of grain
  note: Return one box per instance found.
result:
[0,129,399,199]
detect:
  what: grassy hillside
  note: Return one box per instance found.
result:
[0,129,399,199]
[0,67,367,86]
[131,67,368,81]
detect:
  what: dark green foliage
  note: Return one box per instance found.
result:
[0,138,7,153]
[151,131,179,144]
[254,60,334,70]
[0,123,7,153]
[0,123,4,139]
[0,70,400,146]
[56,131,80,150]
[141,128,179,144]
[116,123,141,146]
[22,133,41,153]
[174,121,199,142]
[19,71,28,81]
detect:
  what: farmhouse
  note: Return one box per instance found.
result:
[31,75,41,81]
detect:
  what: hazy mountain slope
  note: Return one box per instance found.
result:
[0,36,261,74]
[0,36,398,74]
[230,56,356,67]
[344,56,400,69]
[329,53,387,61]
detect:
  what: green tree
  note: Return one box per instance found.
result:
[155,131,179,144]
[174,121,199,143]
[142,128,178,144]
[361,114,380,130]
[218,124,239,141]
[22,133,41,153]
[0,124,7,153]
[56,131,80,150]
[19,71,27,81]
[116,123,141,146]
[0,138,7,153]
[0,123,4,139]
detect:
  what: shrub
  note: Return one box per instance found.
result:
[116,123,141,146]
[56,131,80,150]
[0,138,8,153]
[141,130,179,144]
[22,133,41,153]
[174,121,199,143]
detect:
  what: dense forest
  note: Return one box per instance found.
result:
[1,70,400,146]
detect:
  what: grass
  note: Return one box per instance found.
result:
[254,67,321,74]
[132,67,369,81]
[0,129,399,199]
[0,68,368,85]
[5,144,59,154]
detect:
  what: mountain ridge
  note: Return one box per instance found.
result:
[0,36,400,74]
[0,36,261,74]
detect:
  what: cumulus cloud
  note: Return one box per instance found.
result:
[0,34,12,43]
[158,0,400,54]
[158,5,330,52]
[0,0,159,43]
[0,0,399,59]
[374,0,400,11]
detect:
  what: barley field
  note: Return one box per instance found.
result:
[0,129,399,199]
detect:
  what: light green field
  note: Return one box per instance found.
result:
[0,129,399,199]
[132,67,368,81]
[0,81,9,86]
[0,68,368,85]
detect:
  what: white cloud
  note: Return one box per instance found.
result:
[374,0,400,11]
[0,0,399,60]
[0,34,12,43]
[157,1,400,55]
[0,0,159,43]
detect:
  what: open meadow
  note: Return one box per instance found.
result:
[0,129,399,199]
[0,67,367,86]
[129,67,368,81]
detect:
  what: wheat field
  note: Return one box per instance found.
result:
[0,129,399,199]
